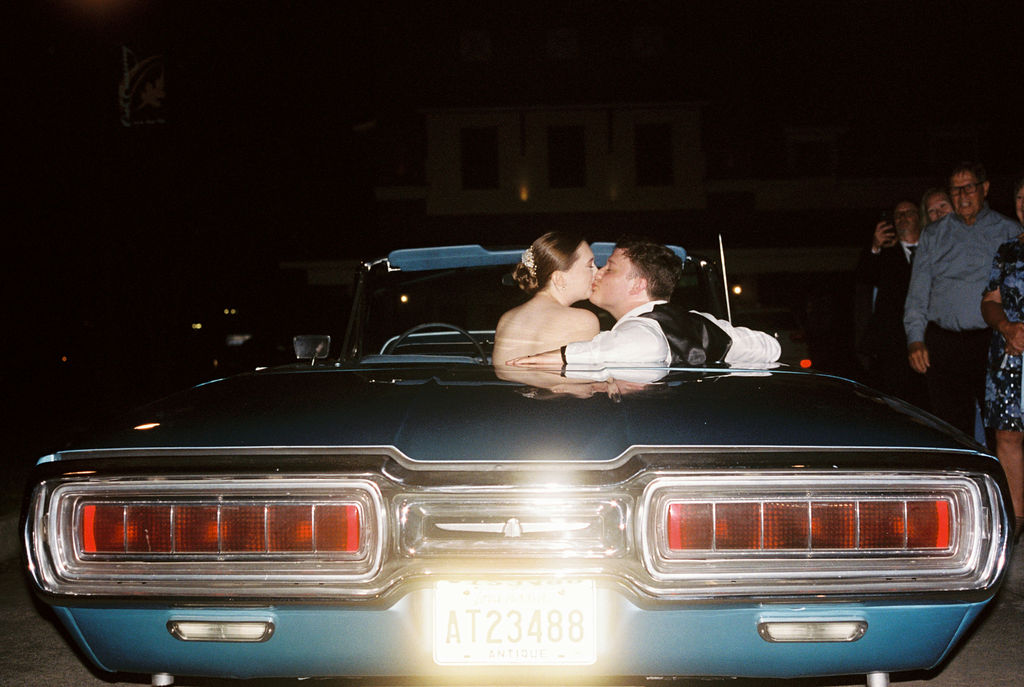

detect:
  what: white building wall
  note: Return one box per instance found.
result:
[424,104,707,216]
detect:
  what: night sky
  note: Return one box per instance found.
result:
[6,0,1022,442]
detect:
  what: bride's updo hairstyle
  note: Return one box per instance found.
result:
[512,231,587,295]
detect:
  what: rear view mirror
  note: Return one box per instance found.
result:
[293,335,331,363]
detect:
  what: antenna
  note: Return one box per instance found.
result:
[718,234,732,323]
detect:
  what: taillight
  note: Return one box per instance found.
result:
[643,472,1000,597]
[79,503,361,555]
[666,498,952,552]
[29,478,383,598]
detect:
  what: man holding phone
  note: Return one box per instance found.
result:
[856,200,927,408]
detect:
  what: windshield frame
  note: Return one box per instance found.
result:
[340,247,727,363]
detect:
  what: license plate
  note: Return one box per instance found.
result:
[433,579,596,665]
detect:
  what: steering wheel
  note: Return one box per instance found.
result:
[382,322,488,362]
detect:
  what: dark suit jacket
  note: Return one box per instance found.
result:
[856,244,913,358]
[856,241,929,409]
[855,244,929,409]
[855,244,913,358]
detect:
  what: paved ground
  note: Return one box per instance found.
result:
[1,517,1020,687]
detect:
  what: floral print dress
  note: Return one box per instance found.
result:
[984,238,1024,431]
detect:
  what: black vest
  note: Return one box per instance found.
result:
[639,303,733,366]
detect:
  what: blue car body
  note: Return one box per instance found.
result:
[23,245,1013,684]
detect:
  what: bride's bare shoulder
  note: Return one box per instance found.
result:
[532,304,599,340]
[497,300,597,339]
[496,300,531,326]
[566,306,599,324]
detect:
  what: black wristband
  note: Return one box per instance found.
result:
[560,345,567,365]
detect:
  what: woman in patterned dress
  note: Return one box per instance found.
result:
[981,175,1024,537]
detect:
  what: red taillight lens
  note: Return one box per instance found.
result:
[763,501,808,549]
[715,502,761,549]
[80,502,360,555]
[665,499,953,552]
[268,505,314,552]
[314,505,361,552]
[811,502,856,549]
[908,499,951,549]
[81,504,125,553]
[221,506,265,552]
[859,501,905,548]
[125,505,171,552]
[667,503,713,550]
[176,505,219,552]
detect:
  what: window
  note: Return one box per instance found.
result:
[547,125,586,189]
[460,127,499,190]
[635,123,674,187]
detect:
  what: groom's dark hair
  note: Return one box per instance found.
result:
[615,236,683,300]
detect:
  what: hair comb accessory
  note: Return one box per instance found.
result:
[521,247,537,278]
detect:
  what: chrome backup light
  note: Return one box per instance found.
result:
[642,472,1006,595]
[167,620,274,643]
[757,620,867,643]
[28,478,384,598]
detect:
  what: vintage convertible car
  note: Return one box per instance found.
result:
[23,243,1013,687]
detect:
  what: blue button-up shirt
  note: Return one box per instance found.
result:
[903,204,1021,343]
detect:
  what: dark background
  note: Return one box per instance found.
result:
[5,1,1022,477]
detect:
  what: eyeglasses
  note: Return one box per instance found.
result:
[949,181,985,196]
[893,209,918,219]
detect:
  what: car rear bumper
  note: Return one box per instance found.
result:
[55,586,988,680]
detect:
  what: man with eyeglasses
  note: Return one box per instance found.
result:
[903,162,1019,437]
[856,200,928,409]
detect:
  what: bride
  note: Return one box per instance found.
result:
[492,232,600,365]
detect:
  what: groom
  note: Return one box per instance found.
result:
[507,237,780,368]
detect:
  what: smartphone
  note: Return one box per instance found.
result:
[878,210,896,246]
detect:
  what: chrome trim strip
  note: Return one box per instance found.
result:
[435,521,591,535]
[45,444,993,472]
